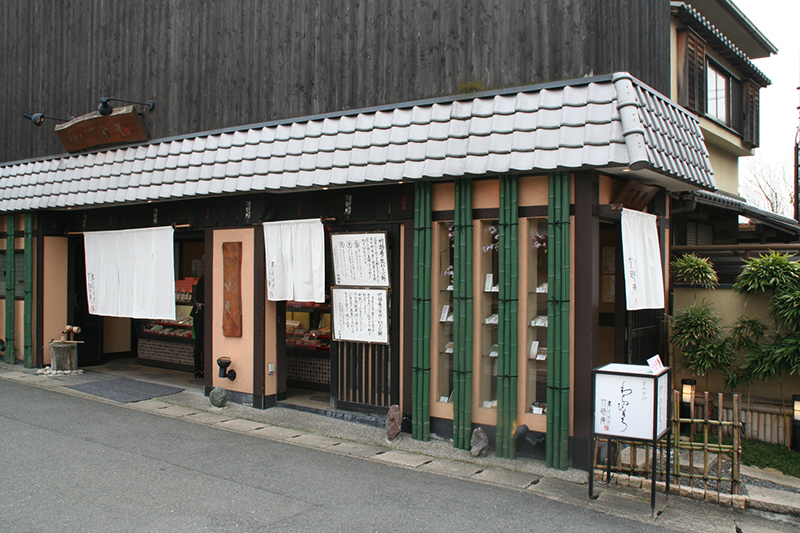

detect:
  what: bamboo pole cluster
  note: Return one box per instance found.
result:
[452,179,474,450]
[496,175,519,458]
[546,171,571,470]
[411,182,432,441]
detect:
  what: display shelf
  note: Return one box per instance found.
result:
[436,221,455,403]
[524,218,548,414]
[478,219,499,408]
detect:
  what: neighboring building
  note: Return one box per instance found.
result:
[0,1,794,469]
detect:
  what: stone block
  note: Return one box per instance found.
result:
[691,487,705,500]
[616,474,629,486]
[629,476,642,488]
[718,493,731,506]
[704,491,719,504]
[642,478,652,491]
[679,484,691,498]
[731,495,746,510]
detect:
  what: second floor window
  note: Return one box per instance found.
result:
[707,63,729,125]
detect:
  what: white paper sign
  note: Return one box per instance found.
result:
[331,233,389,287]
[593,363,669,440]
[332,287,389,343]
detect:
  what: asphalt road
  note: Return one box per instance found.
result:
[0,379,687,533]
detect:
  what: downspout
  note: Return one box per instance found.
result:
[412,181,432,441]
[24,213,33,368]
[496,175,519,458]
[5,214,15,364]
[452,178,473,450]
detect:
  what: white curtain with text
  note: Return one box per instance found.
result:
[621,208,665,310]
[263,219,325,303]
[83,226,176,319]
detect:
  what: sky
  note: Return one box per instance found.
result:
[730,0,799,211]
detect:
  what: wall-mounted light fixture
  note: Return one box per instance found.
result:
[98,96,155,117]
[23,111,70,127]
[216,356,236,380]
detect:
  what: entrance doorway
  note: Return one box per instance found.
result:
[68,230,207,380]
[277,222,402,416]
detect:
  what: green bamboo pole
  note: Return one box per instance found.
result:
[553,173,563,468]
[546,175,556,467]
[496,175,520,458]
[24,213,33,368]
[558,172,571,470]
[453,178,473,450]
[5,215,16,364]
[412,182,432,441]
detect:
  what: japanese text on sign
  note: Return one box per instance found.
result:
[331,233,389,287]
[332,287,389,343]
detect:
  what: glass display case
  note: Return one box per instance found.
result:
[285,301,331,391]
[436,221,454,403]
[285,302,331,353]
[478,219,499,409]
[525,218,548,415]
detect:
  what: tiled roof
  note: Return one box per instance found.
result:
[0,72,714,212]
[687,190,800,235]
[671,2,771,87]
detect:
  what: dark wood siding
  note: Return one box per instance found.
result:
[1,0,669,163]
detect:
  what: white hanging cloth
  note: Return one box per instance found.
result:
[84,226,176,319]
[263,219,326,303]
[621,208,665,310]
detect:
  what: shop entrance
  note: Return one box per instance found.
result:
[68,230,207,380]
[278,222,401,416]
[597,219,664,366]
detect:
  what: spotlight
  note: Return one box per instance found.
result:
[23,111,69,127]
[98,97,155,117]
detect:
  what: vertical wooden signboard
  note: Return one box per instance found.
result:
[222,242,243,337]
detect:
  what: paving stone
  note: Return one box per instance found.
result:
[746,485,800,515]
[530,477,591,502]
[290,434,342,448]
[471,467,541,489]
[326,441,387,458]
[418,459,484,478]
[127,400,170,412]
[250,426,304,441]
[152,405,199,418]
[372,450,432,468]
[215,419,267,432]
[182,411,233,425]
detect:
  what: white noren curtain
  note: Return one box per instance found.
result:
[621,208,665,311]
[84,227,176,319]
[263,219,325,303]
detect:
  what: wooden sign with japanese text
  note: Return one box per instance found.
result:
[54,106,149,153]
[330,232,389,287]
[331,287,389,344]
[222,242,242,337]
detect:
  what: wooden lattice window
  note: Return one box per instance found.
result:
[677,28,706,116]
[742,80,760,148]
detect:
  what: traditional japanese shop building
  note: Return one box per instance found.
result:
[0,1,789,469]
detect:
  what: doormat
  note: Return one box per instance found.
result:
[66,377,183,403]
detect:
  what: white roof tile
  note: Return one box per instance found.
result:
[0,73,714,211]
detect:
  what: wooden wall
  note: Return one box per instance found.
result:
[1,0,669,163]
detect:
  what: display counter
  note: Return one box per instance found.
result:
[285,301,331,391]
[137,278,199,370]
